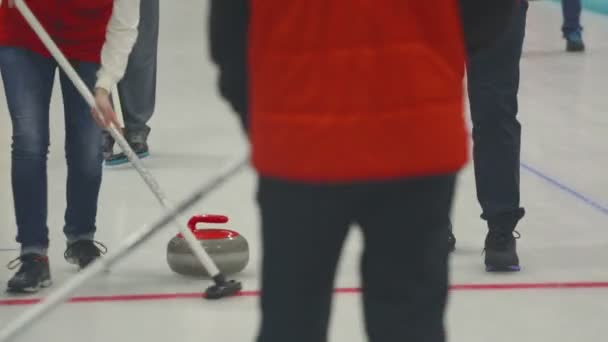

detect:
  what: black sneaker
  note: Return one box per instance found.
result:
[447,221,456,253]
[64,240,108,269]
[565,31,585,52]
[104,127,150,167]
[102,131,115,160]
[6,254,52,293]
[484,230,520,272]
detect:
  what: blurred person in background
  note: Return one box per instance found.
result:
[103,0,159,166]
[210,1,515,341]
[562,0,585,52]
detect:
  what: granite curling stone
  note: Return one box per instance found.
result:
[167,215,249,277]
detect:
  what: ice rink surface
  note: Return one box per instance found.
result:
[1,1,607,341]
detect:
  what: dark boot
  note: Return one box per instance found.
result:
[447,221,456,253]
[565,31,585,52]
[102,131,115,161]
[484,226,520,272]
[64,240,108,269]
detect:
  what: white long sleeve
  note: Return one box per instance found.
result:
[95,0,141,92]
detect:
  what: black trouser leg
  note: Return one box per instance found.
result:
[467,0,528,229]
[256,174,456,342]
[256,178,353,342]
[356,175,455,342]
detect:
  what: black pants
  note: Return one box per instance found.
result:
[256,174,456,342]
[467,0,528,229]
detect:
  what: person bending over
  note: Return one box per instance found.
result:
[0,0,139,293]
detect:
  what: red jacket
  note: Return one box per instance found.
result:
[210,1,518,183]
[0,0,113,63]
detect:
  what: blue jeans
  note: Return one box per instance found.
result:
[562,0,582,35]
[0,47,103,255]
[466,0,527,229]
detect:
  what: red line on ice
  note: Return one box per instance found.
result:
[1,282,608,307]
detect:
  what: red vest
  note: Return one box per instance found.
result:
[0,0,113,63]
[249,0,469,183]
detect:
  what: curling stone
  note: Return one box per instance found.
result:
[167,215,249,277]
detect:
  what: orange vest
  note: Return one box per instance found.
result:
[249,0,469,183]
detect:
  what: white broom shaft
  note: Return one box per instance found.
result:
[13,0,222,276]
[112,84,125,127]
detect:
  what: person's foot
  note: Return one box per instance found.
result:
[484,229,520,272]
[6,254,52,293]
[64,240,108,269]
[104,127,150,167]
[447,221,456,252]
[102,131,115,160]
[565,31,585,52]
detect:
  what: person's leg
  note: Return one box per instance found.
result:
[256,177,353,342]
[59,62,107,269]
[562,0,582,33]
[105,0,159,164]
[0,47,56,292]
[466,0,527,271]
[119,0,158,133]
[355,175,455,342]
[562,0,585,52]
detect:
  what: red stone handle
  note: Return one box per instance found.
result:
[179,215,237,240]
[187,215,229,232]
